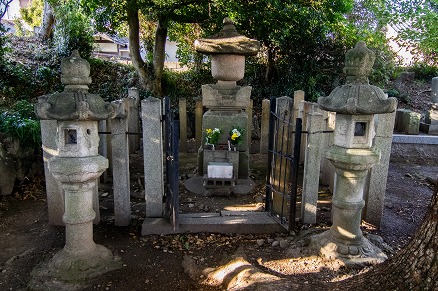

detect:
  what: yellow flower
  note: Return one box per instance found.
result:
[231,132,239,141]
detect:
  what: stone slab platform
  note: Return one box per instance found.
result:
[141,211,286,235]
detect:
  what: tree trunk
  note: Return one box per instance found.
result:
[152,18,167,98]
[127,1,151,91]
[333,177,438,290]
[38,1,54,40]
[264,46,275,84]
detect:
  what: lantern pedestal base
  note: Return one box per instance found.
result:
[311,230,387,267]
[30,244,122,282]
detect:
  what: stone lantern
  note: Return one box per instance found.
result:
[313,42,397,265]
[33,51,121,281]
[194,17,259,188]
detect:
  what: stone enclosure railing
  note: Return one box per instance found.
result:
[41,89,395,230]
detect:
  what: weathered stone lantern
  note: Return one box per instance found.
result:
[194,17,259,188]
[313,42,397,265]
[33,51,121,281]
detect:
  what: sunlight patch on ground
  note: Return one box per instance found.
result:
[223,203,264,211]
[202,257,281,289]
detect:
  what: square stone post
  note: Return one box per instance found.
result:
[179,98,188,153]
[195,99,203,150]
[111,99,131,226]
[141,97,164,217]
[301,112,324,224]
[40,119,64,225]
[260,99,270,153]
[128,87,140,153]
[363,111,396,228]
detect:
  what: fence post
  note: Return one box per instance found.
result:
[141,97,164,217]
[260,99,270,153]
[301,112,324,224]
[363,111,396,228]
[98,120,109,183]
[128,87,140,153]
[179,98,188,153]
[40,119,64,225]
[111,99,131,226]
[247,99,253,151]
[320,111,336,191]
[293,90,305,121]
[195,99,203,150]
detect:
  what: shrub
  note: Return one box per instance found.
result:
[0,100,41,150]
[52,1,94,59]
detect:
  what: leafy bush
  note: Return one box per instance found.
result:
[407,63,438,81]
[88,58,138,101]
[0,100,41,150]
[0,24,8,63]
[52,1,94,59]
[162,68,213,110]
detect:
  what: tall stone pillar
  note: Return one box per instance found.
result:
[194,17,259,182]
[32,51,122,282]
[312,42,397,266]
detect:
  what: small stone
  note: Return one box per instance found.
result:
[256,239,265,246]
[267,238,275,244]
[280,240,289,249]
[272,241,280,247]
[101,192,109,197]
[188,203,195,208]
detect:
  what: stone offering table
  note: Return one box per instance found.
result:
[312,42,397,266]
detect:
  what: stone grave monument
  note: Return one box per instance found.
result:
[32,51,122,282]
[193,17,259,193]
[419,77,438,134]
[313,41,397,265]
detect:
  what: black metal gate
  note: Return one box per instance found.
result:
[265,98,302,232]
[163,97,180,230]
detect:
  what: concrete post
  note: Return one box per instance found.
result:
[111,99,131,226]
[247,99,253,150]
[141,97,164,217]
[301,112,324,224]
[127,87,140,153]
[260,99,270,153]
[293,90,305,121]
[98,120,108,183]
[403,111,421,134]
[40,119,64,225]
[363,111,396,228]
[195,100,203,150]
[179,98,188,153]
[319,111,336,191]
[432,77,438,103]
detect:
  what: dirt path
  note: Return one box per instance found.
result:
[0,149,436,290]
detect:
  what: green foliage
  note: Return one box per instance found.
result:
[406,63,438,81]
[0,23,8,62]
[161,67,213,108]
[0,100,41,149]
[88,58,138,101]
[20,0,43,29]
[0,56,61,105]
[389,0,438,65]
[52,0,95,59]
